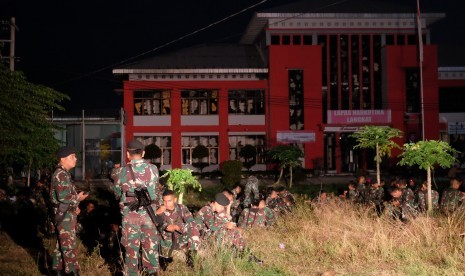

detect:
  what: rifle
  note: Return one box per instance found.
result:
[125,164,159,226]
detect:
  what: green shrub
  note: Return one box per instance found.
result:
[220,160,242,187]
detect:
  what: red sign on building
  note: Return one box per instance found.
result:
[327,110,392,124]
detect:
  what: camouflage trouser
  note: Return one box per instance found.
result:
[160,220,201,252]
[52,212,80,274]
[122,210,159,276]
[213,228,246,251]
[243,183,259,207]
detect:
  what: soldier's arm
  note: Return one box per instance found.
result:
[111,167,124,200]
[148,165,163,206]
[53,171,79,205]
[181,205,195,224]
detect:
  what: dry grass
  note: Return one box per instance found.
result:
[2,197,465,275]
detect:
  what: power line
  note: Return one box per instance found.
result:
[54,0,269,86]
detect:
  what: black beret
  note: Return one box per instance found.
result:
[56,146,76,158]
[127,139,144,151]
[215,192,230,206]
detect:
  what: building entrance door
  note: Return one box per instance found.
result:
[340,133,375,173]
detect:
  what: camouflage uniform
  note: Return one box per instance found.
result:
[50,166,81,274]
[243,176,259,207]
[113,159,161,276]
[355,183,366,204]
[440,188,462,214]
[238,206,275,228]
[195,204,245,250]
[384,198,403,220]
[401,187,417,218]
[266,196,290,215]
[346,190,359,203]
[280,190,296,207]
[416,189,439,213]
[158,203,200,252]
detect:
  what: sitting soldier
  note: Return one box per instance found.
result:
[238,199,275,228]
[415,181,439,213]
[266,187,289,215]
[156,190,200,268]
[195,193,262,264]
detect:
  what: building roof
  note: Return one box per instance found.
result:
[240,0,445,44]
[113,44,267,74]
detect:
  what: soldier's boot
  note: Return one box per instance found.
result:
[186,250,197,268]
[248,253,264,265]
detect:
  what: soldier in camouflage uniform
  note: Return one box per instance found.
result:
[156,190,200,267]
[416,181,439,213]
[366,181,384,215]
[440,177,463,215]
[398,179,417,216]
[112,139,162,276]
[195,193,263,263]
[340,181,359,202]
[231,184,243,222]
[50,146,89,276]
[238,199,275,228]
[278,186,295,207]
[266,188,289,215]
[243,175,260,208]
[355,176,367,204]
[384,188,403,221]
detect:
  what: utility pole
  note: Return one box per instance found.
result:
[0,17,18,71]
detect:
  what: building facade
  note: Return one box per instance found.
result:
[113,1,463,173]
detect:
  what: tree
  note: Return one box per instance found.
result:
[398,140,458,213]
[192,145,209,175]
[144,144,161,168]
[267,145,304,188]
[0,64,69,186]
[160,168,202,204]
[351,126,403,187]
[220,160,243,187]
[239,144,256,171]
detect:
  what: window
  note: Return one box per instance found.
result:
[289,70,304,130]
[282,35,291,45]
[136,136,172,166]
[303,35,312,45]
[229,135,266,164]
[293,35,301,45]
[134,90,170,115]
[181,90,218,115]
[181,135,218,165]
[228,90,265,114]
[271,35,280,45]
[405,68,421,112]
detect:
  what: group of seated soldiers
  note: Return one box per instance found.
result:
[153,175,296,269]
[317,175,465,222]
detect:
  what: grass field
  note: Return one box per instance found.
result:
[1,177,463,275]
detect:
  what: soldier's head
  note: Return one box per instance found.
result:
[421,181,427,191]
[126,139,145,160]
[389,187,402,199]
[357,175,366,184]
[397,179,407,189]
[269,188,279,199]
[371,181,380,189]
[162,189,176,210]
[233,184,242,194]
[222,188,234,203]
[86,201,96,213]
[348,181,356,190]
[56,146,77,170]
[450,177,462,190]
[319,190,327,200]
[212,192,230,213]
[251,198,260,208]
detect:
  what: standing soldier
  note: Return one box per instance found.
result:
[156,189,200,269]
[440,177,463,215]
[243,175,260,208]
[416,181,439,213]
[50,146,89,276]
[112,140,162,276]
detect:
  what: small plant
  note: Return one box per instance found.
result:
[398,140,459,213]
[220,160,243,187]
[192,145,210,176]
[160,168,202,204]
[144,144,161,168]
[239,144,257,171]
[267,145,304,188]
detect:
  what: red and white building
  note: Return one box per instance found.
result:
[113,1,465,173]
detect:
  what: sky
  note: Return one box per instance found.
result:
[1,0,464,115]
